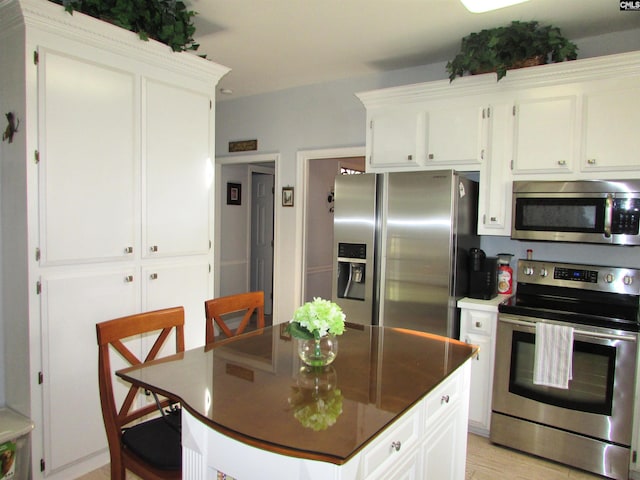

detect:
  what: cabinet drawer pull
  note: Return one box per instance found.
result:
[441,394,450,405]
[475,321,482,328]
[124,246,133,254]
[490,216,497,222]
[150,245,158,252]
[125,275,133,283]
[407,154,413,161]
[587,158,596,165]
[390,441,402,452]
[557,160,567,166]
[428,153,434,160]
[150,273,158,280]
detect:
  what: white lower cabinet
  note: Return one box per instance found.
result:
[458,296,508,436]
[40,269,139,473]
[184,360,471,480]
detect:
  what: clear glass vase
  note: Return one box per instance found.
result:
[297,335,338,367]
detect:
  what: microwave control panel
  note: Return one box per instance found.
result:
[612,198,640,235]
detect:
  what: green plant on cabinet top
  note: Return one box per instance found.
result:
[446,20,578,81]
[50,0,200,52]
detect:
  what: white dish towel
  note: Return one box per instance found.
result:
[533,322,574,389]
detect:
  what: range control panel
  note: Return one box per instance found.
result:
[517,259,640,295]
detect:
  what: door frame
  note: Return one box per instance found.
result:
[295,146,365,306]
[215,153,279,318]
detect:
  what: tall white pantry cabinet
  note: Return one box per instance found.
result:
[0,0,229,478]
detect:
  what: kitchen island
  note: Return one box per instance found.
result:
[118,325,477,479]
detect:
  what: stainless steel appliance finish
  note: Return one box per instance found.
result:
[332,170,478,338]
[491,259,640,480]
[511,179,640,245]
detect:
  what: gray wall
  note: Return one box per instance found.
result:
[214,28,640,328]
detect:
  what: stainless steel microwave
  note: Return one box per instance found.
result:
[511,180,640,245]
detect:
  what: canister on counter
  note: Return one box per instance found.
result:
[497,253,514,295]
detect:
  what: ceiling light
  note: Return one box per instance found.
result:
[460,0,529,13]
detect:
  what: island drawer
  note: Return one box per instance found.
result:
[362,403,421,478]
[424,370,462,427]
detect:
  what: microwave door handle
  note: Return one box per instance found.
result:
[604,194,613,238]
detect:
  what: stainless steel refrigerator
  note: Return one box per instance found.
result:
[332,169,478,339]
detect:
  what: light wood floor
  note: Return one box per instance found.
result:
[77,433,606,479]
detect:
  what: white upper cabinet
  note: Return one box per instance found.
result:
[143,79,213,258]
[368,108,427,168]
[358,51,640,236]
[38,47,137,265]
[512,94,577,174]
[581,78,640,172]
[477,103,513,235]
[426,104,484,167]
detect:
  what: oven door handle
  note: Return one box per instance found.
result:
[499,317,638,342]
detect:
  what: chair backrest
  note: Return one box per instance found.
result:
[96,307,185,475]
[204,291,265,344]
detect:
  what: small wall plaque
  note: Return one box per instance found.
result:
[229,139,258,152]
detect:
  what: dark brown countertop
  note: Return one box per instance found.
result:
[117,324,477,464]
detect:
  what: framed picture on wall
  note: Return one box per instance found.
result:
[282,187,294,207]
[227,183,241,205]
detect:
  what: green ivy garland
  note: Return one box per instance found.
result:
[50,0,200,52]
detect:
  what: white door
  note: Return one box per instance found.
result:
[38,48,137,265]
[250,171,274,314]
[143,262,211,349]
[40,269,138,472]
[143,79,212,257]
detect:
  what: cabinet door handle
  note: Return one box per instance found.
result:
[587,158,596,165]
[490,216,497,222]
[150,245,158,252]
[557,160,567,166]
[428,153,434,160]
[475,321,482,328]
[390,441,402,452]
[150,273,158,280]
[441,394,450,404]
[125,275,133,283]
[407,154,413,161]
[124,246,133,254]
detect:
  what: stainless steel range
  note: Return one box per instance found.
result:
[491,259,640,480]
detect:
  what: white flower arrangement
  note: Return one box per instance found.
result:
[287,297,346,340]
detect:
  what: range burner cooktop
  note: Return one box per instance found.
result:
[498,260,640,332]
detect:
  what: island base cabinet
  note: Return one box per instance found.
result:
[182,360,471,480]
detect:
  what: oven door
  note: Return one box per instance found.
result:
[492,314,637,445]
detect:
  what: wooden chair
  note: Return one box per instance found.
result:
[204,291,265,344]
[96,307,185,480]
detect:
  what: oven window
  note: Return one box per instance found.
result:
[515,198,605,232]
[509,331,615,415]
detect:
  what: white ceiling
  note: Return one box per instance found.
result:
[187,0,640,99]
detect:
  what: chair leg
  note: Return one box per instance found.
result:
[110,457,125,480]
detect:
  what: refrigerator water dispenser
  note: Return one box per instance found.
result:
[337,242,366,301]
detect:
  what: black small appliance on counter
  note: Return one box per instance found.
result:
[468,248,498,300]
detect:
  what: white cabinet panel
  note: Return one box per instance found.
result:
[582,81,640,172]
[143,80,212,258]
[478,103,513,235]
[369,109,427,168]
[143,262,211,349]
[38,48,137,265]
[40,269,138,472]
[426,105,483,167]
[422,408,463,480]
[463,332,492,430]
[513,95,577,173]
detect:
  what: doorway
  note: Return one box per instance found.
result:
[296,147,365,304]
[215,154,277,316]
